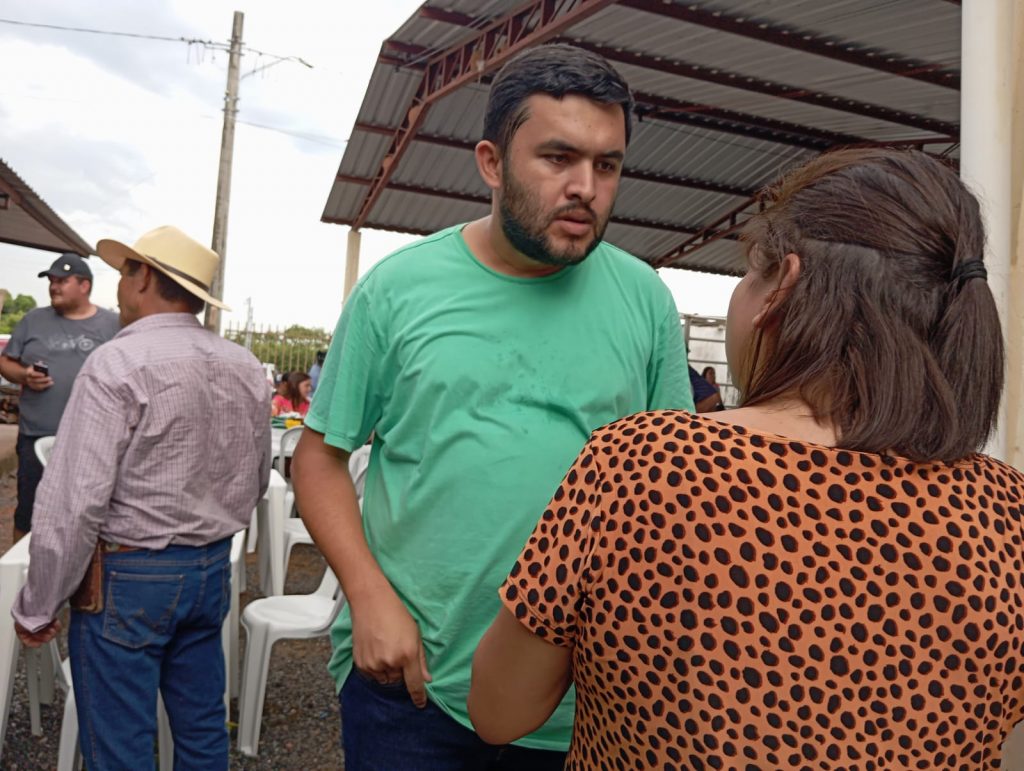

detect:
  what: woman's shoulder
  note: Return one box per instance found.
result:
[588,411,1024,503]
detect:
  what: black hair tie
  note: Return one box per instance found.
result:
[951,259,987,288]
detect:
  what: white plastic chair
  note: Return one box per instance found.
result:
[272,425,304,487]
[282,445,371,581]
[33,436,55,467]
[0,536,49,753]
[223,531,247,703]
[272,426,316,583]
[236,567,345,757]
[281,498,313,578]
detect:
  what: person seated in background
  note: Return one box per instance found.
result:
[701,364,718,386]
[688,362,723,411]
[271,371,311,417]
[469,148,1024,769]
[275,371,290,398]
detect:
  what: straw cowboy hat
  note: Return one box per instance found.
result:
[96,225,230,310]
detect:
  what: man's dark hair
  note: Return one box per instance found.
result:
[482,43,634,153]
[739,148,1003,462]
[124,259,205,316]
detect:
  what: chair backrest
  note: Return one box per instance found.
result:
[274,426,304,479]
[348,445,371,500]
[34,436,56,467]
[313,566,340,599]
[311,568,346,635]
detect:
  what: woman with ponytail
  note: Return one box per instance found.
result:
[471,149,1024,769]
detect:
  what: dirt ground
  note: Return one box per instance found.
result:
[0,467,345,770]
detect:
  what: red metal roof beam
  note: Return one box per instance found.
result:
[653,194,764,269]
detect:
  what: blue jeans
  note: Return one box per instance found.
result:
[69,539,232,771]
[340,669,567,770]
[14,433,46,533]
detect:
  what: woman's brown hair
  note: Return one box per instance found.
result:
[282,372,310,411]
[740,148,1003,462]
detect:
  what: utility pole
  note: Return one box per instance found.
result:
[204,10,244,333]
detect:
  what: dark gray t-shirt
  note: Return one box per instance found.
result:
[5,306,121,436]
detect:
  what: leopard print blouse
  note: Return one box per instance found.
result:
[501,411,1024,770]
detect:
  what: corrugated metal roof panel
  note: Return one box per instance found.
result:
[391,143,488,197]
[569,5,957,121]
[322,0,961,275]
[0,158,93,256]
[365,188,488,233]
[337,131,391,179]
[704,0,960,65]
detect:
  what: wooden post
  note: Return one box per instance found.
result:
[204,10,244,333]
[343,229,361,304]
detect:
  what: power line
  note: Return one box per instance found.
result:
[0,17,313,67]
[0,17,220,47]
[234,118,346,148]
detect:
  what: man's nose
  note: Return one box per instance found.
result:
[565,163,596,203]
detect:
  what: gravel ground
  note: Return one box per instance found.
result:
[0,468,345,770]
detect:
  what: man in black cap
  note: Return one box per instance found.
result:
[0,253,120,540]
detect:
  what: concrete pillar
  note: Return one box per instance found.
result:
[343,228,362,304]
[961,0,1014,461]
[1005,1,1024,469]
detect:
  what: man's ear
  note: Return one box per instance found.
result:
[752,252,801,329]
[475,140,503,192]
[137,263,155,293]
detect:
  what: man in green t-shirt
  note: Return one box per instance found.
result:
[294,43,694,769]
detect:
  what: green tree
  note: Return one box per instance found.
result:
[225,324,331,374]
[0,292,37,334]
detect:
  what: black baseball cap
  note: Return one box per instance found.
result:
[38,253,93,281]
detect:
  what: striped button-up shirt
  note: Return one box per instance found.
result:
[13,313,271,631]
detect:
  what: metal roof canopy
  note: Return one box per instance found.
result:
[0,159,93,257]
[322,0,961,276]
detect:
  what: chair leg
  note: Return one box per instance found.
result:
[230,573,241,700]
[246,521,258,554]
[25,647,42,736]
[282,538,296,584]
[38,643,56,705]
[56,676,79,771]
[157,692,174,771]
[236,623,275,757]
[221,613,232,713]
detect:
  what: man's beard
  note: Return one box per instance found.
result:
[499,169,609,267]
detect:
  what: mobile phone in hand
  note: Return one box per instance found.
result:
[33,362,49,377]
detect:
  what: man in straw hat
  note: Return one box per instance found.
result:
[12,225,271,769]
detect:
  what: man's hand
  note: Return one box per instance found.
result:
[350,585,432,708]
[15,619,61,648]
[23,366,53,392]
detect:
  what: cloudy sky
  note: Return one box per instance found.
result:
[0,0,738,332]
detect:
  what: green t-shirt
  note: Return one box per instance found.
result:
[306,225,694,750]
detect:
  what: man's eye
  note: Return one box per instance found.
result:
[596,161,619,173]
[546,154,568,165]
